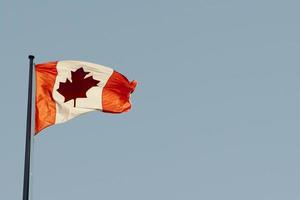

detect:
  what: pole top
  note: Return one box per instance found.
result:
[28,55,35,59]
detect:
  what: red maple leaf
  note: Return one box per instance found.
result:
[57,67,100,107]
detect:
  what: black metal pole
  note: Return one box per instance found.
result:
[23,55,34,200]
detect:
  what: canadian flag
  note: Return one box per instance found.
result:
[35,60,137,134]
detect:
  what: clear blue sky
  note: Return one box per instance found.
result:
[1,0,300,199]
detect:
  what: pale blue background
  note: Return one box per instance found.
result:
[1,0,300,199]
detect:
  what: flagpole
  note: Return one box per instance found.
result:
[23,55,34,200]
